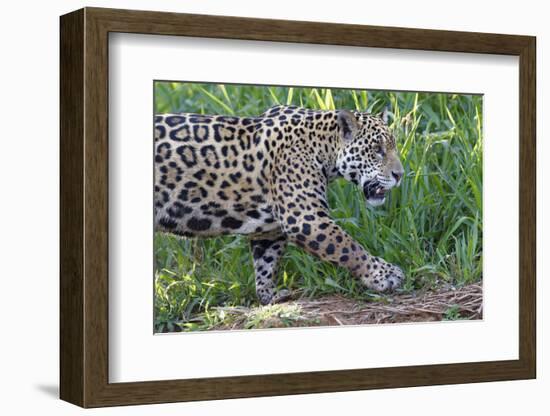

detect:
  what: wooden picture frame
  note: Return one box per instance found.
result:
[60,7,536,408]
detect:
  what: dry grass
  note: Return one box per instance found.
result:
[211,283,483,330]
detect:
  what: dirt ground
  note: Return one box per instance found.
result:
[211,283,483,330]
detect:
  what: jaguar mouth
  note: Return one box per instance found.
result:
[363,181,389,206]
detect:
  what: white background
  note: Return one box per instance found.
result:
[110,34,519,382]
[0,0,547,414]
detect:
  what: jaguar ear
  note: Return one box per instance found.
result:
[378,107,389,124]
[337,110,359,143]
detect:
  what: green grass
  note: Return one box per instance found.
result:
[153,82,483,332]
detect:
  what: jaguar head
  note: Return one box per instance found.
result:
[336,108,404,207]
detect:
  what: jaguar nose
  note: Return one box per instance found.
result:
[391,170,403,185]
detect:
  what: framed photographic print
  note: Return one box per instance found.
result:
[60,7,536,408]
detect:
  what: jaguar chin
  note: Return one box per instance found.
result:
[363,181,391,206]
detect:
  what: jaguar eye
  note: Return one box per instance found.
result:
[375,145,385,157]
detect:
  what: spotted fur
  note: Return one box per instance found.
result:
[155,105,405,304]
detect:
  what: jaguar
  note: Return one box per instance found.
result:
[154,105,405,305]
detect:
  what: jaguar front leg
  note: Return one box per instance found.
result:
[283,212,404,293]
[272,176,404,292]
[249,234,290,305]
